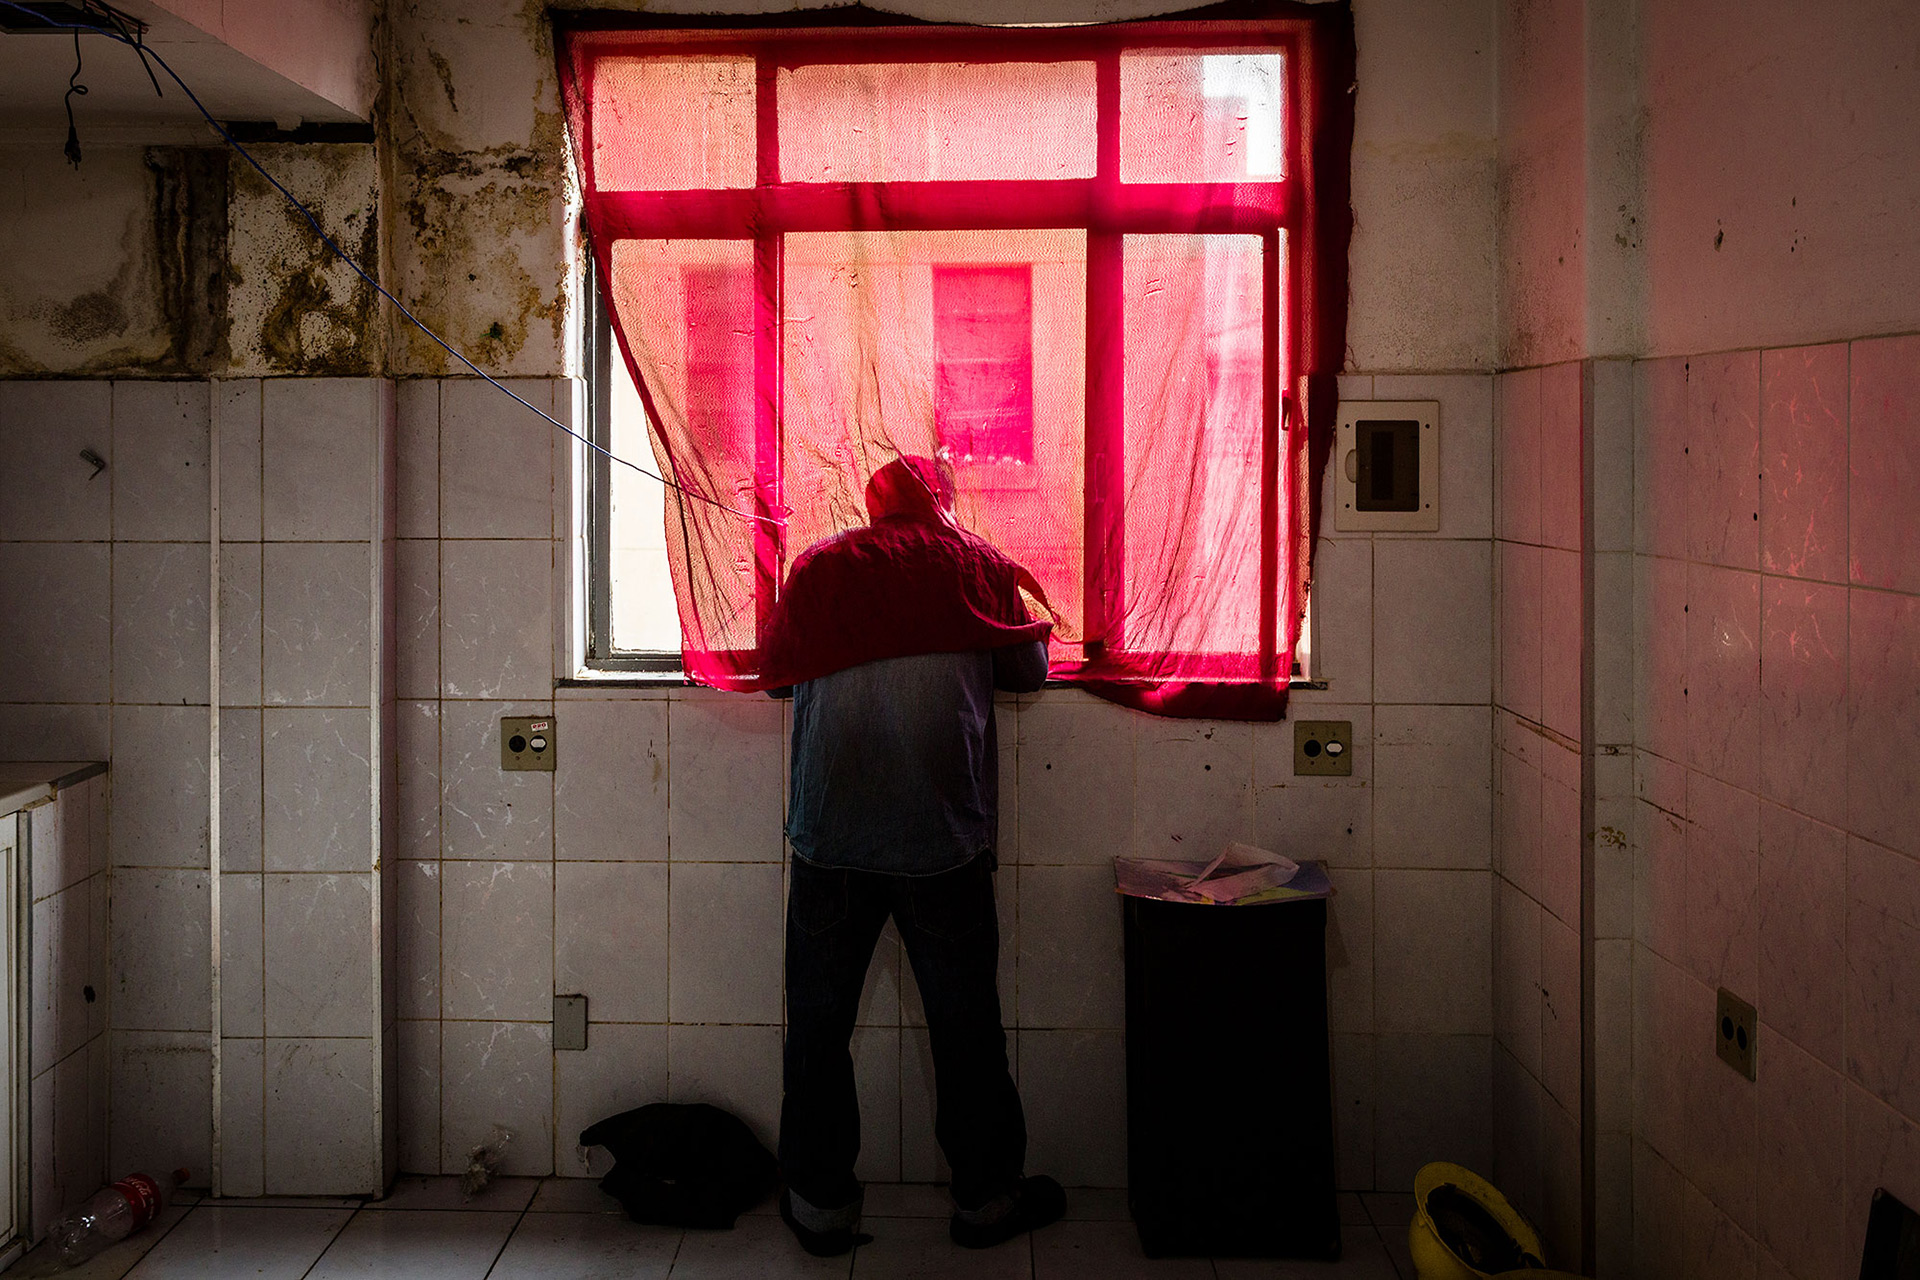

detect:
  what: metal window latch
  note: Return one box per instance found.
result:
[79,448,106,479]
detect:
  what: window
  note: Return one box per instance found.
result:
[565,11,1353,714]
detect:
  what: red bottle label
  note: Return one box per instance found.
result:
[113,1174,161,1229]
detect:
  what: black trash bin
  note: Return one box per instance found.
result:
[1123,883,1340,1259]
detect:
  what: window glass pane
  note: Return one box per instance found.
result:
[1119,51,1287,183]
[779,61,1096,182]
[607,344,682,654]
[591,56,756,190]
[780,229,1087,659]
[607,239,758,653]
[1121,233,1268,671]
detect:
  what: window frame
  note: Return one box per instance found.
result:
[571,13,1339,688]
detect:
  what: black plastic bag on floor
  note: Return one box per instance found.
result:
[580,1103,777,1230]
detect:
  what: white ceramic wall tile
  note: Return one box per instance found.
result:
[1635,554,1688,765]
[1374,869,1491,1034]
[218,1035,265,1197]
[553,1022,669,1177]
[1497,368,1541,545]
[1015,696,1137,866]
[1495,721,1543,900]
[1330,1032,1374,1190]
[264,1037,379,1194]
[554,861,668,1024]
[554,699,669,862]
[1373,705,1492,870]
[1128,721,1253,862]
[1847,334,1920,595]
[1253,702,1373,868]
[1496,540,1542,723]
[109,867,209,1032]
[0,544,111,704]
[439,699,554,861]
[1592,550,1633,746]
[440,860,553,1022]
[218,540,263,707]
[395,379,440,541]
[1374,540,1492,704]
[1372,1034,1492,1190]
[112,380,210,542]
[109,1029,211,1179]
[29,1064,54,1240]
[262,378,380,542]
[1756,802,1844,1072]
[1755,1035,1848,1280]
[1539,742,1583,930]
[439,539,551,700]
[261,707,374,872]
[1493,876,1543,1078]
[1757,578,1848,831]
[393,701,440,864]
[53,1035,109,1226]
[439,378,555,539]
[1016,864,1124,1030]
[1539,911,1581,1113]
[441,1021,555,1177]
[29,882,92,1073]
[261,542,374,707]
[394,539,440,701]
[1758,344,1848,583]
[1634,357,1689,561]
[112,542,211,705]
[666,696,784,863]
[1844,836,1920,1120]
[1593,938,1633,1134]
[0,380,112,541]
[219,871,263,1037]
[1684,563,1762,793]
[1847,589,1920,861]
[1680,771,1759,996]
[851,1024,901,1183]
[1538,361,1584,554]
[261,872,374,1039]
[219,708,263,873]
[0,705,109,764]
[667,861,782,1024]
[1842,1083,1920,1261]
[1684,350,1761,572]
[1589,358,1634,555]
[397,1018,440,1175]
[1019,1029,1126,1187]
[215,379,263,542]
[1326,867,1374,1034]
[1539,546,1582,741]
[1308,537,1373,698]
[28,780,87,900]
[1373,373,1494,540]
[397,860,440,1021]
[666,1023,783,1151]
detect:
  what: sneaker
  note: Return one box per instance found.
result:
[779,1188,872,1257]
[950,1176,1067,1249]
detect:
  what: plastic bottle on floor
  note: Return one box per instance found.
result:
[48,1168,188,1267]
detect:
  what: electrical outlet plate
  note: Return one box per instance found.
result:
[501,716,556,772]
[1294,720,1353,776]
[1716,987,1757,1080]
[554,995,588,1051]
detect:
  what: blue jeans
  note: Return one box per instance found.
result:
[779,853,1026,1217]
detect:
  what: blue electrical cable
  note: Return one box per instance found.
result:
[2,0,781,528]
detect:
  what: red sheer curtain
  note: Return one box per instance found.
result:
[558,4,1354,719]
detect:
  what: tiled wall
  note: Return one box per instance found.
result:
[17,774,111,1239]
[1628,335,1920,1280]
[212,378,397,1196]
[392,371,1498,1193]
[1488,358,1637,1272]
[0,380,219,1191]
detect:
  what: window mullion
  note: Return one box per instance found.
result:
[1084,49,1124,659]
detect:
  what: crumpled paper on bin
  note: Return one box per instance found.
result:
[1114,841,1303,905]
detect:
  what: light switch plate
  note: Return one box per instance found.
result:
[1294,720,1353,776]
[554,994,588,1051]
[1715,987,1756,1080]
[501,716,556,772]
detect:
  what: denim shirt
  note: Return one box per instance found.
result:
[785,643,1047,876]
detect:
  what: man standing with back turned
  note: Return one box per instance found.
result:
[765,455,1065,1257]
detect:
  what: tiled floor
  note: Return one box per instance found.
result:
[7,1179,1422,1279]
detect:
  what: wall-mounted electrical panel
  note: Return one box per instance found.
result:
[1334,400,1439,532]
